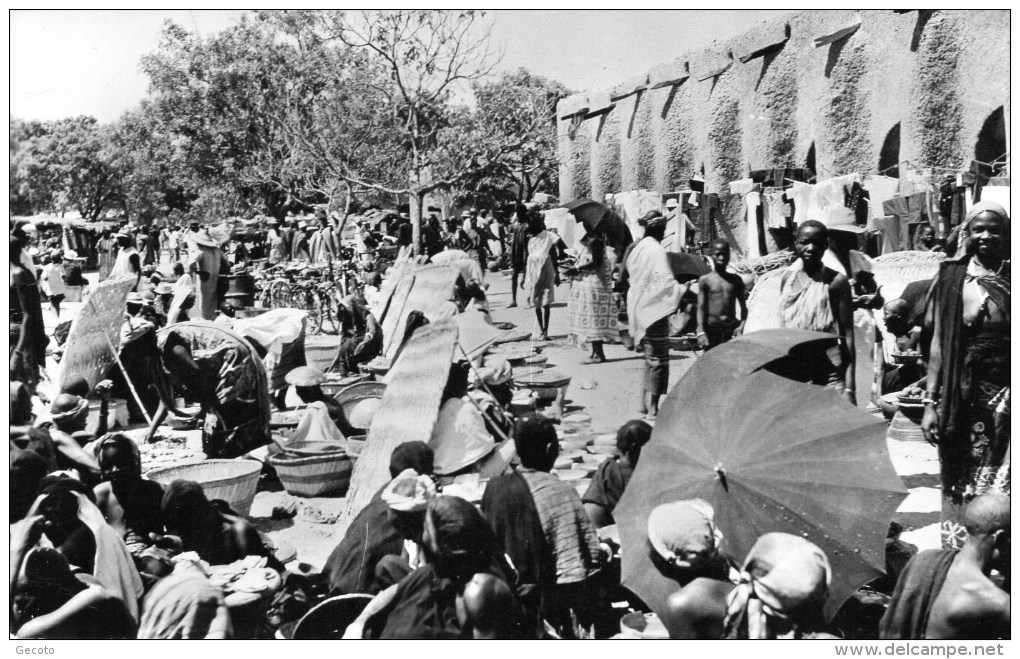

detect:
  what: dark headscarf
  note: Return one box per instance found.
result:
[392,310,430,366]
[389,441,435,479]
[10,381,33,425]
[10,449,49,522]
[426,495,504,585]
[616,419,653,461]
[162,480,222,551]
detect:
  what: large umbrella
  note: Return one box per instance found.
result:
[666,252,711,283]
[686,329,839,388]
[615,341,907,623]
[562,198,633,250]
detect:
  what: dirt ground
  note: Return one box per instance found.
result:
[41,268,941,572]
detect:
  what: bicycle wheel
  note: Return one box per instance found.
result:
[303,288,323,335]
[269,280,291,309]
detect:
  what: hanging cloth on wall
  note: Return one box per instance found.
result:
[811,173,861,227]
[862,175,900,220]
[745,190,765,258]
[762,190,790,230]
[787,181,815,226]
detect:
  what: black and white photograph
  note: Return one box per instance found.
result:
[8,7,1010,646]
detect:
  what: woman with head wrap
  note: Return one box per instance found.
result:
[372,469,438,590]
[646,499,736,639]
[16,478,145,622]
[136,562,233,639]
[160,480,280,571]
[324,442,436,597]
[564,228,620,363]
[11,546,136,639]
[722,533,834,639]
[344,495,523,639]
[921,201,1010,549]
[582,419,652,527]
[391,310,430,367]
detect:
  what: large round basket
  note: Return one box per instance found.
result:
[146,459,262,517]
[268,451,354,498]
[333,382,387,432]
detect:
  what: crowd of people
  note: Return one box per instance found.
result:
[7,195,1010,640]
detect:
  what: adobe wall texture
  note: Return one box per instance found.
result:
[556,10,1010,255]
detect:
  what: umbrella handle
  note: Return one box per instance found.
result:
[714,463,729,492]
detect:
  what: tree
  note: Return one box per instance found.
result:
[10,117,48,215]
[109,104,194,224]
[464,68,571,205]
[140,16,357,220]
[280,10,512,252]
[21,116,123,221]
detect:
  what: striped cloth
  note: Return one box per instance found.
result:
[519,469,602,585]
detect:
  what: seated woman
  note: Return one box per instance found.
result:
[331,293,382,376]
[429,362,497,479]
[160,479,282,571]
[10,448,50,523]
[11,546,136,639]
[324,442,435,597]
[582,420,652,528]
[92,434,171,579]
[372,468,437,591]
[19,477,144,621]
[284,365,355,436]
[10,382,99,482]
[344,496,525,639]
[35,483,98,575]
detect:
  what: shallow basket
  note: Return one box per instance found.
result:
[269,451,354,498]
[146,459,262,517]
[333,382,387,431]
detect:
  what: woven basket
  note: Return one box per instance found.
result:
[333,382,387,431]
[269,451,354,498]
[146,459,262,517]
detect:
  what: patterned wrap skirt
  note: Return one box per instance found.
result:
[643,317,671,396]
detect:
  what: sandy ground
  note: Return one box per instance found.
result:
[38,267,941,572]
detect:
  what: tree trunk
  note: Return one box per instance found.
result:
[410,190,424,257]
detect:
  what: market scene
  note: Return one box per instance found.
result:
[8,9,1010,642]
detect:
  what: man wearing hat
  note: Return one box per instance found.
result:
[184,226,224,321]
[618,210,684,419]
[109,231,142,291]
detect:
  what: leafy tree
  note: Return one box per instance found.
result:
[462,68,570,205]
[140,16,353,220]
[19,116,123,221]
[280,10,514,252]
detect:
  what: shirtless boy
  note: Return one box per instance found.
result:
[696,240,746,349]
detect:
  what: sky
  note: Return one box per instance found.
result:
[10,9,792,123]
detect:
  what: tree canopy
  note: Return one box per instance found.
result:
[10,10,570,243]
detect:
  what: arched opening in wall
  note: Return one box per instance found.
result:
[878,123,901,178]
[805,142,816,177]
[975,106,1006,177]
